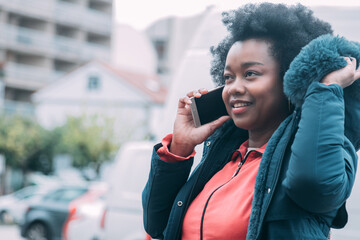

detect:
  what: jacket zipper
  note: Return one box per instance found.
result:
[200,183,227,240]
[174,137,228,239]
[232,150,246,178]
[200,150,257,240]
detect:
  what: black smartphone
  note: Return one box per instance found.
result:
[190,86,229,128]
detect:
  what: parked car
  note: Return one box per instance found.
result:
[19,184,89,240]
[0,184,58,224]
[62,182,108,240]
[100,141,154,240]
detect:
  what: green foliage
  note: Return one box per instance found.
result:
[0,115,48,171]
[0,114,120,177]
[55,115,120,174]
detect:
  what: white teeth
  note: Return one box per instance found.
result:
[233,102,251,108]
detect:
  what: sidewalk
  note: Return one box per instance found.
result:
[0,224,24,240]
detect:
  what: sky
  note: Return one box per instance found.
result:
[115,0,360,30]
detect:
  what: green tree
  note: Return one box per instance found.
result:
[0,115,49,187]
[56,115,120,178]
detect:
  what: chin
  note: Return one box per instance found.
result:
[232,119,250,130]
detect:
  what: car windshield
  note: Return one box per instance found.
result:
[12,186,38,199]
[43,187,87,203]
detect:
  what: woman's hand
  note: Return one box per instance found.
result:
[170,89,231,157]
[322,57,360,88]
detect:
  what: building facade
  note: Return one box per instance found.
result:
[32,61,166,140]
[0,0,113,114]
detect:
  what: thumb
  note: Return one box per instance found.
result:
[205,116,231,134]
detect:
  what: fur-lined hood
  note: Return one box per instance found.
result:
[284,34,360,150]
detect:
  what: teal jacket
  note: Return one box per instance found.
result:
[142,82,358,240]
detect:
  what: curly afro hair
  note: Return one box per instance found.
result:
[210,3,333,86]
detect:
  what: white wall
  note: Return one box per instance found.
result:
[111,24,157,75]
[33,62,160,141]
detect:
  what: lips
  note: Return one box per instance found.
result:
[230,99,252,108]
[230,99,252,114]
[233,102,251,108]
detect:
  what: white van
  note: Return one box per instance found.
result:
[100,141,154,240]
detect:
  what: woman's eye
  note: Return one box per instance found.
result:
[224,75,233,83]
[245,71,258,78]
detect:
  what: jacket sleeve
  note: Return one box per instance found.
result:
[283,82,358,213]
[142,143,194,238]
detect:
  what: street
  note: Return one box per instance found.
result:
[0,224,24,240]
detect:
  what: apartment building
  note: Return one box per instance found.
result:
[0,0,113,114]
[144,8,207,87]
[145,5,360,89]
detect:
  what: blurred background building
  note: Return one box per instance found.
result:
[32,60,166,139]
[0,0,113,115]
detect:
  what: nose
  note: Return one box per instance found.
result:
[226,77,246,96]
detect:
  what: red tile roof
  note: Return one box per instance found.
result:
[101,61,167,104]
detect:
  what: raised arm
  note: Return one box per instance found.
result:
[283,57,359,213]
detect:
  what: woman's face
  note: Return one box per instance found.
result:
[222,39,288,133]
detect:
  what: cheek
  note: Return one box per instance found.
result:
[262,87,287,111]
[222,87,233,114]
[222,87,228,102]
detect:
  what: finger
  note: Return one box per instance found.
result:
[193,90,202,98]
[198,88,209,95]
[178,96,192,108]
[354,64,360,81]
[184,96,192,105]
[186,90,201,98]
[349,57,357,69]
[344,57,352,66]
[214,115,231,126]
[349,57,359,80]
[203,115,231,133]
[178,97,186,108]
[186,91,194,98]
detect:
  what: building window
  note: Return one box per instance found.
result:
[154,40,166,60]
[87,75,101,91]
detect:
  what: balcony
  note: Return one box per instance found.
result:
[83,8,112,35]
[54,1,83,27]
[4,62,65,89]
[53,35,82,60]
[0,24,110,62]
[0,24,53,55]
[80,42,111,61]
[0,0,54,19]
[0,0,112,35]
[2,100,35,117]
[55,1,112,35]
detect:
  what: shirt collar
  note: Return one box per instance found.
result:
[240,139,267,156]
[230,140,268,161]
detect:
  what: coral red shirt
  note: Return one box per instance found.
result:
[157,134,266,240]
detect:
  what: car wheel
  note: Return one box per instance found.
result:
[26,222,50,240]
[0,210,13,224]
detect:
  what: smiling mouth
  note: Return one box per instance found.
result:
[232,102,252,108]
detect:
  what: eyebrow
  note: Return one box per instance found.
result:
[241,62,264,67]
[225,61,264,70]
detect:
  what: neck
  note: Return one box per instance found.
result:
[247,115,287,148]
[248,130,273,148]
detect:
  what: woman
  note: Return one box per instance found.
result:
[142,3,359,239]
